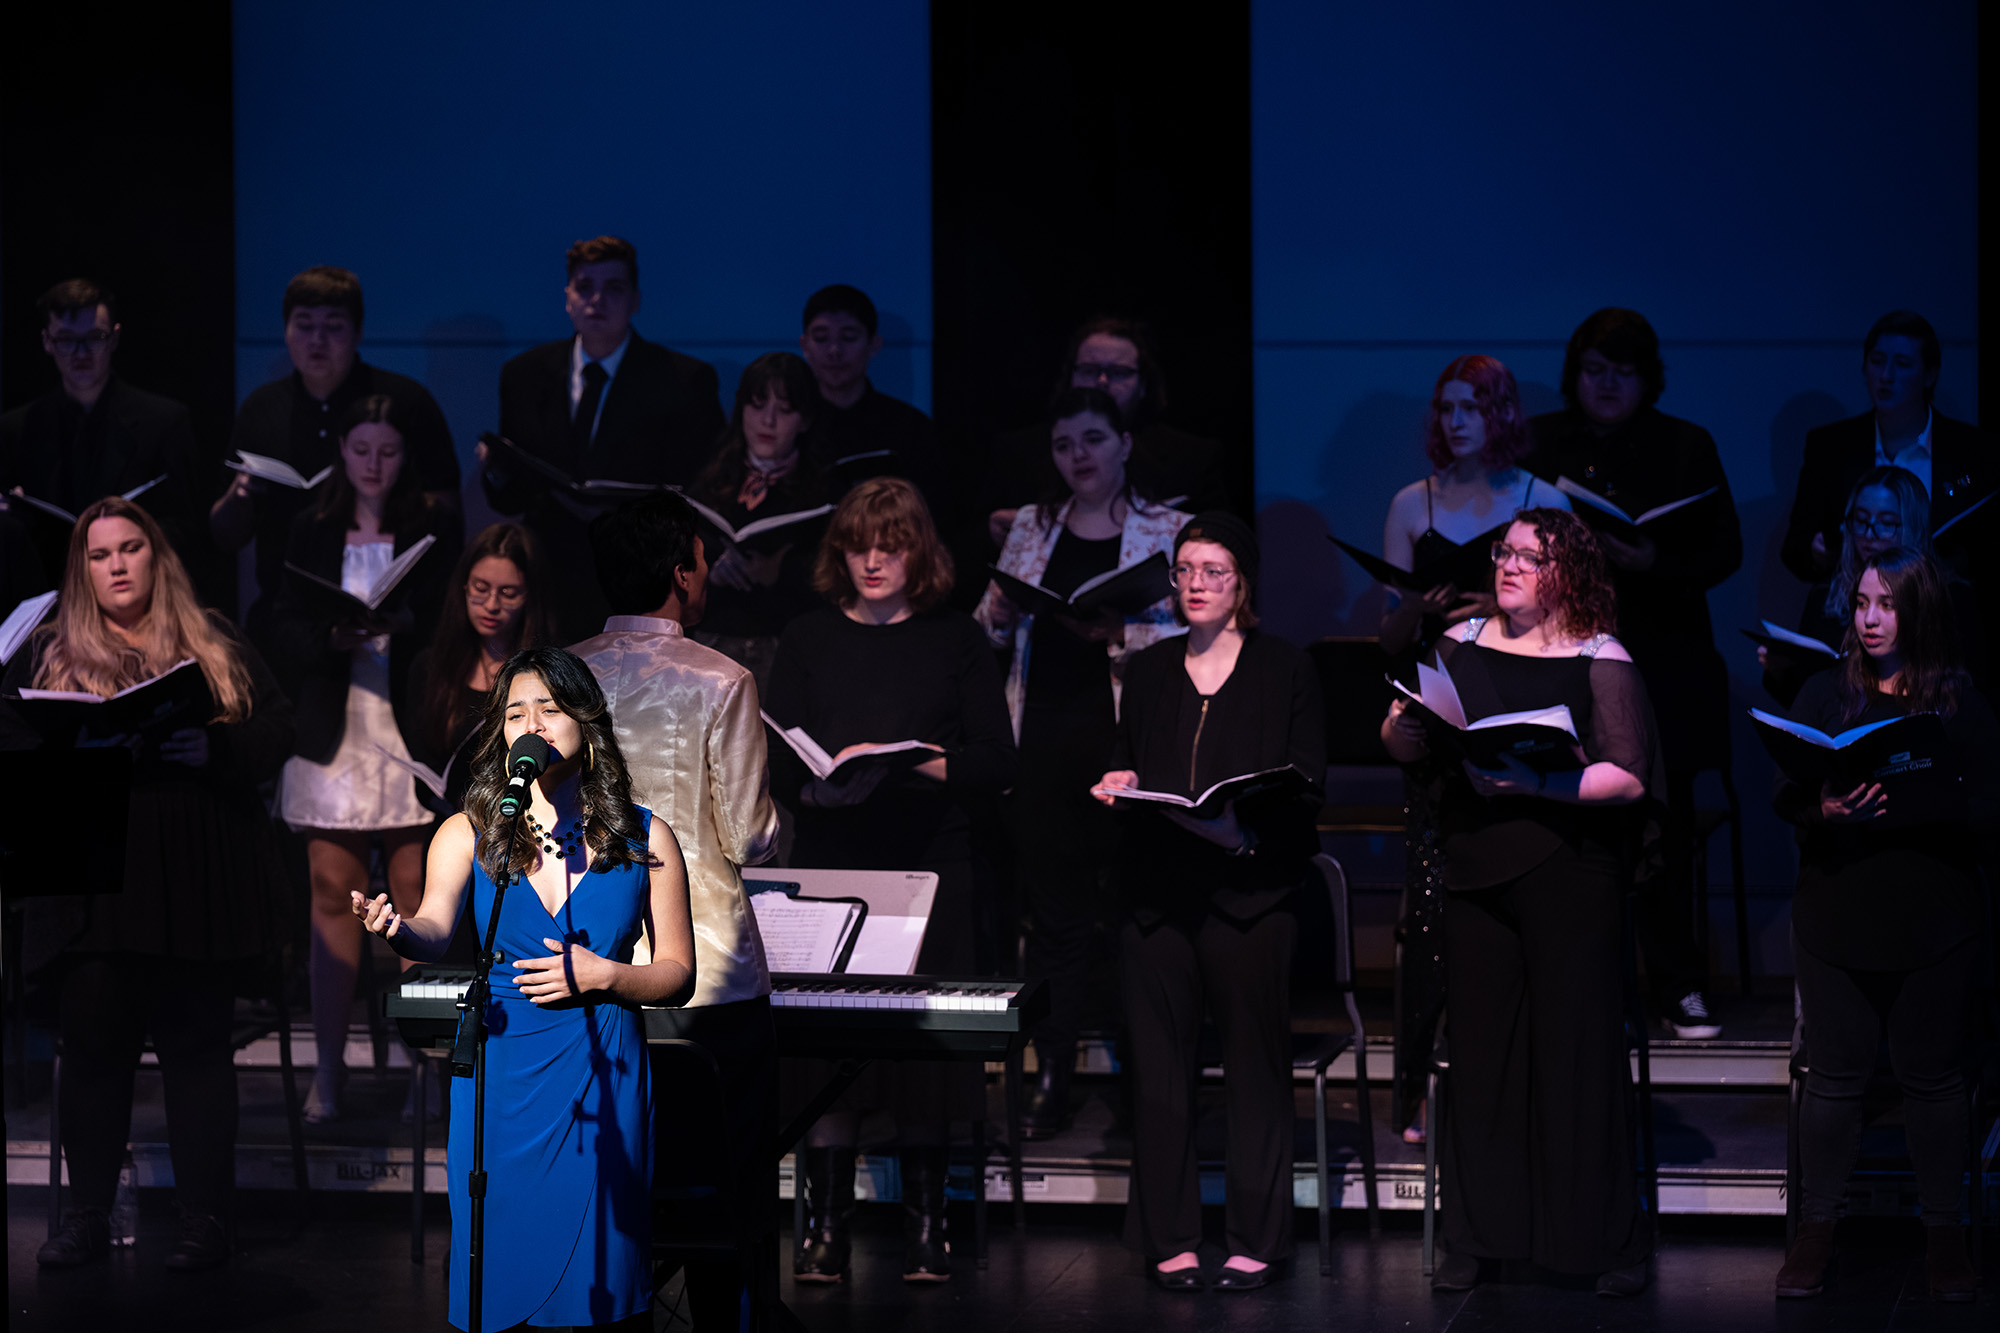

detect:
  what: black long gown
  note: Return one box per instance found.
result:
[1430,624,1659,1275]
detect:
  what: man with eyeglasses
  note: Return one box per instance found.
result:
[973,316,1242,580]
[0,279,207,598]
[1526,307,1741,1042]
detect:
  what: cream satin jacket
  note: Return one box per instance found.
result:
[574,616,780,1007]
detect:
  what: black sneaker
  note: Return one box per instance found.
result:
[1666,991,1721,1040]
[164,1213,230,1272]
[36,1208,110,1268]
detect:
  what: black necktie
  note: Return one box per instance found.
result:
[571,361,609,466]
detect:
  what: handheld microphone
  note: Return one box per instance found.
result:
[497,734,553,818]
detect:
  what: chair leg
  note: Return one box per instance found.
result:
[1347,992,1380,1239]
[1314,1064,1330,1276]
[275,976,309,1203]
[791,1154,806,1263]
[1005,1048,1026,1234]
[1785,1071,1803,1249]
[972,1117,989,1270]
[47,1045,63,1238]
[1725,779,1751,996]
[1422,1065,1439,1275]
[1693,835,1711,979]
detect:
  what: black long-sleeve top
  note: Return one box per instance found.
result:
[265,499,460,764]
[1527,406,1741,770]
[805,383,952,526]
[1,614,295,970]
[229,363,460,617]
[1775,670,1999,971]
[1110,630,1326,925]
[765,605,1018,868]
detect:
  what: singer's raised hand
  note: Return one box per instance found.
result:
[352,889,405,941]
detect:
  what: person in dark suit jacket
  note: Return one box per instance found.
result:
[1525,307,1738,1040]
[210,266,461,639]
[0,279,209,598]
[267,392,457,1122]
[1780,311,1993,583]
[797,284,949,518]
[477,235,725,643]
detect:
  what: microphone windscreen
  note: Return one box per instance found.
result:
[507,733,553,776]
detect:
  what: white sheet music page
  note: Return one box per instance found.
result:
[749,895,861,972]
[1416,655,1468,728]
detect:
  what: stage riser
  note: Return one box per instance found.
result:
[14,1141,1988,1220]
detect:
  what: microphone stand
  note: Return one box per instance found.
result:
[449,784,531,1333]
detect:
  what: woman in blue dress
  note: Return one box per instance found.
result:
[355,645,694,1329]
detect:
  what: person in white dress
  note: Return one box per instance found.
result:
[268,393,460,1120]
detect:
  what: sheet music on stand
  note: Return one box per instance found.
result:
[744,869,938,975]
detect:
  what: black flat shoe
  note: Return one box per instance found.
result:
[36,1208,110,1269]
[1151,1263,1204,1291]
[164,1213,229,1272]
[1212,1263,1272,1291]
[1595,1263,1647,1297]
[1430,1250,1480,1292]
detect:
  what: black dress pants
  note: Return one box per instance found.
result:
[58,952,239,1218]
[1635,768,1709,1006]
[650,995,778,1331]
[1014,705,1118,1052]
[1442,844,1649,1273]
[1793,934,1974,1226]
[1120,909,1296,1264]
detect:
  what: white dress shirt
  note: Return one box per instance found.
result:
[568,333,632,443]
[1874,408,1935,498]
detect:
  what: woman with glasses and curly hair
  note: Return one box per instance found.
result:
[354,645,694,1330]
[1380,507,1662,1297]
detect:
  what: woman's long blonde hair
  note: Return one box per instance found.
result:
[32,497,253,722]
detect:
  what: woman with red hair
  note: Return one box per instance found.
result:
[1381,507,1660,1297]
[1376,355,1569,1146]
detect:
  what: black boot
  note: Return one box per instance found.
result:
[795,1147,855,1283]
[900,1147,951,1283]
[1022,1043,1074,1140]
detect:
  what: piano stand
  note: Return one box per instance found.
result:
[771,1058,870,1162]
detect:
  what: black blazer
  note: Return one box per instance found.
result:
[1110,629,1326,923]
[1780,410,1993,582]
[486,331,725,508]
[0,378,204,586]
[268,500,460,765]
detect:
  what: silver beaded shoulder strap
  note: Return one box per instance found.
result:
[1460,616,1487,643]
[1578,632,1614,659]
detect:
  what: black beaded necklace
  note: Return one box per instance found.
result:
[524,812,587,860]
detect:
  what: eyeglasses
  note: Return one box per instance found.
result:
[1577,360,1640,383]
[1846,511,1903,539]
[1489,543,1549,572]
[1169,564,1236,588]
[49,333,114,357]
[1073,362,1140,384]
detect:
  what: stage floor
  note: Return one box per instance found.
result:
[6,1188,1995,1332]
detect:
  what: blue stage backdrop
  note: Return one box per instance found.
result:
[1251,0,1979,961]
[232,0,932,514]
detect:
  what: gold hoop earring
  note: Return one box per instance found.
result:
[587,739,596,772]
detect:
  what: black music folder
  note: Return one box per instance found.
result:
[1554,476,1718,543]
[284,534,437,618]
[683,496,837,556]
[7,659,214,748]
[1749,708,1963,830]
[1391,656,1586,774]
[479,432,679,508]
[1329,521,1509,596]
[1092,764,1312,820]
[987,551,1170,623]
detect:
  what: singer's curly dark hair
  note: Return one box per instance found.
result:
[462,647,654,885]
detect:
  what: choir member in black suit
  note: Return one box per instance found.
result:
[1771,549,1990,1304]
[400,522,557,812]
[1,280,209,601]
[1381,508,1658,1297]
[1095,512,1323,1292]
[265,394,458,1121]
[478,235,726,643]
[1760,466,1981,707]
[210,266,460,637]
[798,284,948,518]
[7,498,293,1273]
[1780,311,1993,583]
[1526,308,1735,1040]
[979,316,1241,556]
[687,353,833,693]
[766,477,1018,1283]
